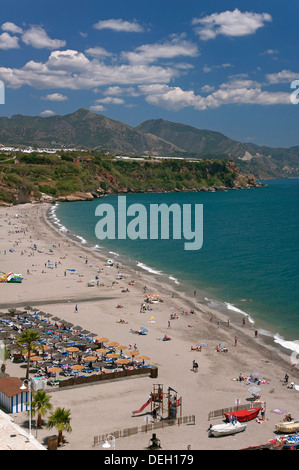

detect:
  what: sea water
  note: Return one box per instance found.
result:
[50,179,299,354]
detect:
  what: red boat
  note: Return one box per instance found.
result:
[224,407,261,423]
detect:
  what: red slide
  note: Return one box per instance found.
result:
[132,398,152,414]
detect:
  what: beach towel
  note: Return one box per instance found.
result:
[271,409,286,414]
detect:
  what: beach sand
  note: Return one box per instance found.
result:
[0,202,298,451]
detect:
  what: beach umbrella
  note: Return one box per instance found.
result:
[83,356,98,362]
[66,347,79,353]
[251,371,261,378]
[136,355,150,360]
[37,344,50,352]
[115,358,130,365]
[96,337,109,343]
[30,355,44,362]
[115,345,128,351]
[106,341,119,347]
[71,364,84,370]
[48,367,62,373]
[248,387,261,395]
[126,350,139,357]
[96,348,109,355]
[106,353,119,359]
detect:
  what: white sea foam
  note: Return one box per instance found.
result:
[109,251,120,257]
[91,244,101,251]
[225,302,254,324]
[274,334,299,355]
[137,262,162,275]
[169,276,180,285]
[76,235,87,245]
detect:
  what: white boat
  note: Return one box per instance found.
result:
[209,421,247,437]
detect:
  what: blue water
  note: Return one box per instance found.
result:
[51,179,299,346]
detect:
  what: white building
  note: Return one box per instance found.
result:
[0,377,31,413]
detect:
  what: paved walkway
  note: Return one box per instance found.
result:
[0,410,46,450]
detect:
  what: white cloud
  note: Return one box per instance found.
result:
[93,18,143,33]
[103,86,139,97]
[0,32,19,50]
[40,109,56,116]
[1,22,23,34]
[0,49,177,90]
[203,63,232,73]
[41,92,68,101]
[95,97,125,105]
[47,50,90,71]
[89,104,106,112]
[85,46,112,58]
[266,69,299,84]
[139,79,290,111]
[123,36,199,65]
[22,26,66,49]
[261,49,279,56]
[192,9,272,40]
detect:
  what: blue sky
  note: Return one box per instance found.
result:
[0,0,298,147]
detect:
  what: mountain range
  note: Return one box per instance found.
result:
[0,108,298,178]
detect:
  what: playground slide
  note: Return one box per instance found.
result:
[132,398,152,414]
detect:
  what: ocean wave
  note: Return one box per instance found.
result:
[137,262,162,275]
[169,276,180,285]
[225,302,254,324]
[76,235,87,245]
[91,244,102,251]
[274,334,299,355]
[109,251,120,257]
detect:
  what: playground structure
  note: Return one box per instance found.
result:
[0,272,22,283]
[133,384,182,420]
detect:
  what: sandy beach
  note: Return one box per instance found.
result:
[0,201,298,451]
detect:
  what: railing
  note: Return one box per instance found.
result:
[93,415,195,447]
[57,366,158,388]
[208,401,263,421]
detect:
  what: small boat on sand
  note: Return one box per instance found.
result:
[209,421,247,437]
[275,421,299,433]
[224,407,261,423]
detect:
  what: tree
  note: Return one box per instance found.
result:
[16,330,40,379]
[47,407,72,445]
[30,390,52,428]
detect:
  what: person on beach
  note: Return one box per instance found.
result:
[74,304,78,313]
[284,373,289,384]
[234,336,238,346]
[261,404,266,420]
[242,318,246,326]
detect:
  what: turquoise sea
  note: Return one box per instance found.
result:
[49,179,299,354]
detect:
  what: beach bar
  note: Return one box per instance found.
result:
[0,377,31,413]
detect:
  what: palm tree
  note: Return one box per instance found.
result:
[16,330,40,379]
[46,407,72,445]
[30,390,52,428]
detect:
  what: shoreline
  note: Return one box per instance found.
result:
[48,199,299,364]
[0,201,299,450]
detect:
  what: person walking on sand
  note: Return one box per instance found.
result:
[74,304,78,313]
[234,336,238,346]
